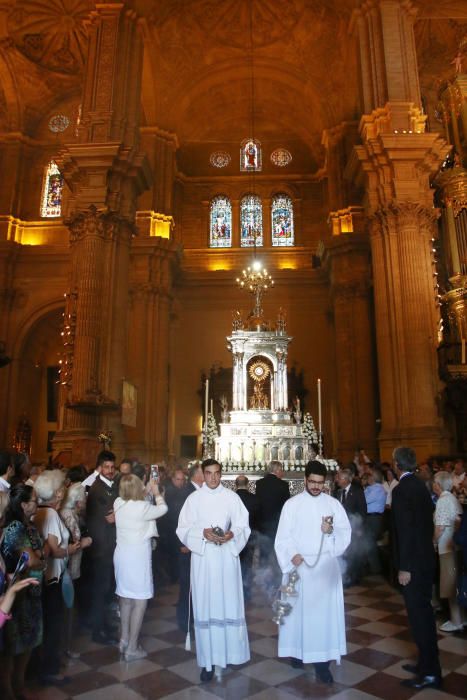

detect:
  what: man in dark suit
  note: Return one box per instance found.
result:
[392,446,441,690]
[86,450,119,644]
[334,467,367,586]
[176,463,204,631]
[158,468,188,583]
[255,460,290,570]
[235,475,260,602]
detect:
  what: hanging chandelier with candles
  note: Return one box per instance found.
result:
[236,260,274,319]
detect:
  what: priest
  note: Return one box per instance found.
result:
[176,458,250,682]
[274,460,351,683]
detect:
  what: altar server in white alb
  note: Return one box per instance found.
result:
[275,460,351,684]
[176,458,251,682]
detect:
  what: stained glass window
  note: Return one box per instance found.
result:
[240,139,261,172]
[271,194,294,247]
[241,194,263,247]
[210,195,232,248]
[40,161,63,218]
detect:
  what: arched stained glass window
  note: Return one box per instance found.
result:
[240,139,261,172]
[241,194,263,247]
[271,194,294,247]
[210,195,232,248]
[40,160,63,218]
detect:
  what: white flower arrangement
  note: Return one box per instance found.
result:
[204,412,218,445]
[302,412,318,443]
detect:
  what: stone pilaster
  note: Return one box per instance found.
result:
[125,241,177,461]
[142,127,178,216]
[321,229,378,462]
[351,0,425,134]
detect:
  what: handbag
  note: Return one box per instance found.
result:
[457,571,467,608]
[61,557,75,609]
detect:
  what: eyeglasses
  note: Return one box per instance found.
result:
[307,479,325,487]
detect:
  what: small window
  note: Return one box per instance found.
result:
[240,139,261,172]
[40,161,63,218]
[210,195,232,248]
[271,194,294,247]
[240,194,263,247]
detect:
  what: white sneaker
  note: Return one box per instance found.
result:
[439,620,463,633]
[124,646,147,662]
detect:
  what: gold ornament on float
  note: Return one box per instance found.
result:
[248,360,270,410]
[249,360,270,382]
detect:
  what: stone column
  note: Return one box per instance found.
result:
[54,2,151,464]
[321,231,378,462]
[348,0,449,458]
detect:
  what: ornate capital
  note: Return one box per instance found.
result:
[374,201,439,231]
[66,206,136,245]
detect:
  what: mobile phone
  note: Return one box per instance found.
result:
[9,551,29,587]
[150,464,159,481]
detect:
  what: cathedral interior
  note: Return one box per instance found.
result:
[0,0,466,467]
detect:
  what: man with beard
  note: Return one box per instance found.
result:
[86,450,119,644]
[275,461,351,684]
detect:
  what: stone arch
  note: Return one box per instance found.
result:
[6,301,65,458]
[0,49,22,130]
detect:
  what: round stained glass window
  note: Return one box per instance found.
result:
[210,151,231,168]
[271,148,292,167]
[48,115,70,133]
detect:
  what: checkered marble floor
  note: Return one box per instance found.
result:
[32,576,467,700]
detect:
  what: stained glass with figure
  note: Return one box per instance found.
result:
[240,139,261,172]
[210,195,232,248]
[241,194,263,247]
[40,161,63,218]
[271,194,294,246]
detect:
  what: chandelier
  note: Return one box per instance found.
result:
[236,260,274,318]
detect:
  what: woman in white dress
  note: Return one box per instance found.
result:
[114,474,167,660]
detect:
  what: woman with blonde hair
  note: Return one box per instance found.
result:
[114,473,167,660]
[433,470,463,632]
[60,482,92,657]
[34,469,81,685]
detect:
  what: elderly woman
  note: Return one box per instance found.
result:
[34,470,81,685]
[433,470,463,632]
[60,482,92,656]
[0,485,45,700]
[114,474,167,661]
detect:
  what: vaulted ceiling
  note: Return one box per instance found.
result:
[0,0,465,175]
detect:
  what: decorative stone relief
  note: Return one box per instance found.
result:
[7,0,92,74]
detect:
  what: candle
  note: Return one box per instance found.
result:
[462,339,466,365]
[297,397,300,412]
[210,398,213,414]
[204,379,209,426]
[317,378,322,434]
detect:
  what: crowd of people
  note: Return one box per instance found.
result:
[0,446,465,697]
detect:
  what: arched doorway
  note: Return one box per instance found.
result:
[9,307,63,462]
